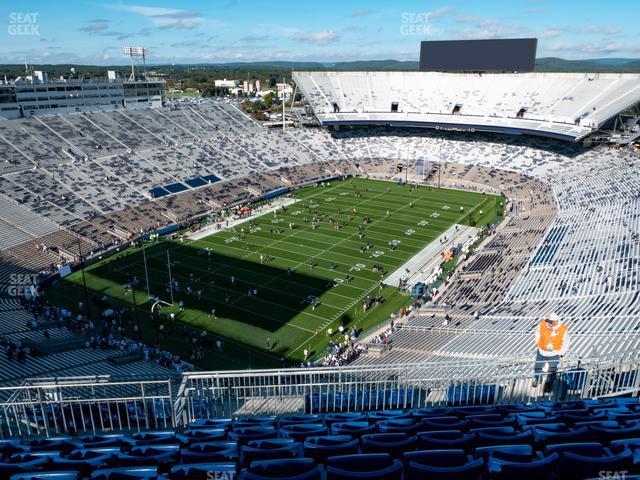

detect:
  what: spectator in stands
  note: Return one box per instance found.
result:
[533,313,570,390]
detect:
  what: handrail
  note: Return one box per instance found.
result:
[0,354,638,438]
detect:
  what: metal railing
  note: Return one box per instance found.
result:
[0,355,638,438]
[175,355,640,425]
[0,376,174,439]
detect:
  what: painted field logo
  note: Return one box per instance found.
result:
[8,12,40,36]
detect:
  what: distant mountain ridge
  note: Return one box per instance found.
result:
[2,57,640,76]
[187,58,640,72]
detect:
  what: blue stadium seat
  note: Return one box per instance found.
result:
[280,414,324,427]
[587,420,640,443]
[181,428,227,443]
[516,412,562,426]
[422,416,469,431]
[473,427,534,447]
[326,453,402,480]
[469,426,515,436]
[455,406,499,417]
[181,441,238,463]
[610,437,640,453]
[233,417,277,429]
[91,467,159,479]
[411,407,451,419]
[168,462,237,480]
[79,434,133,449]
[229,426,278,444]
[497,405,544,415]
[240,438,300,467]
[330,421,376,438]
[606,410,640,423]
[468,414,517,429]
[113,444,179,467]
[530,424,588,447]
[187,419,233,431]
[324,413,368,427]
[51,448,119,475]
[487,452,559,480]
[360,433,417,458]
[447,384,497,406]
[28,437,80,453]
[377,417,425,435]
[279,423,328,442]
[303,436,359,463]
[129,431,182,446]
[0,440,27,459]
[244,458,321,480]
[368,410,411,422]
[573,420,619,429]
[11,473,80,480]
[614,398,640,408]
[559,410,608,425]
[545,442,634,480]
[545,441,608,457]
[404,449,484,480]
[417,430,476,451]
[475,444,534,462]
[0,451,61,477]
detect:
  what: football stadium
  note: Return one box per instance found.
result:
[1,2,640,478]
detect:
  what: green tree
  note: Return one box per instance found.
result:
[263,92,273,109]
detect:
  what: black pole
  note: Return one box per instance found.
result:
[438,143,442,189]
[127,253,142,340]
[77,237,91,321]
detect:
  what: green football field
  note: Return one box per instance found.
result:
[45,178,501,370]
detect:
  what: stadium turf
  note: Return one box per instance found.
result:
[44,178,501,369]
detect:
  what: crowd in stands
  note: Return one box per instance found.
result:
[86,334,192,373]
[1,338,28,362]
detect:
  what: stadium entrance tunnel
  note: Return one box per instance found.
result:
[54,241,346,362]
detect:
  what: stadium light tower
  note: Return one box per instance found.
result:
[123,46,149,81]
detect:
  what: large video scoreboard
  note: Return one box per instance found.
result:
[420,38,537,72]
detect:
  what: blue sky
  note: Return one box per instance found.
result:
[1,0,639,65]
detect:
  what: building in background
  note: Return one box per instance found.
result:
[0,71,165,119]
[214,79,239,88]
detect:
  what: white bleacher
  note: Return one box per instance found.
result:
[1,92,639,376]
[341,136,640,365]
[0,194,59,249]
[294,71,640,141]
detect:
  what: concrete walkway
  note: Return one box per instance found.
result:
[384,224,479,287]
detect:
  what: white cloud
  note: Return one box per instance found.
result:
[257,24,339,46]
[539,25,623,39]
[549,41,640,55]
[427,6,454,20]
[79,20,109,33]
[292,30,338,45]
[455,15,499,28]
[541,29,563,39]
[352,9,375,17]
[107,4,205,30]
[580,26,622,35]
